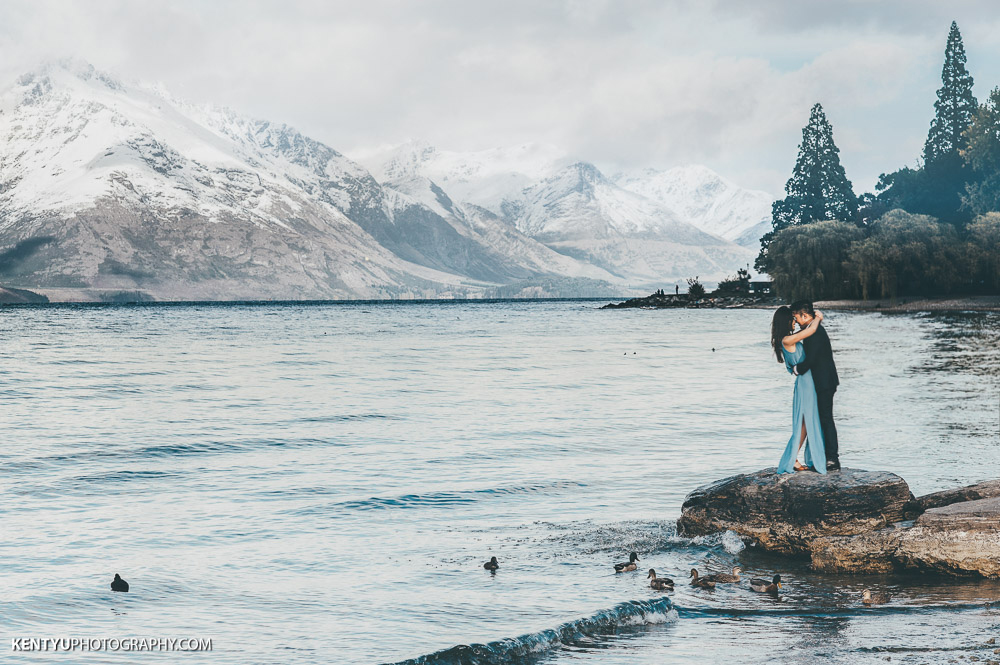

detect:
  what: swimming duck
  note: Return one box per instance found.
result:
[862,589,889,605]
[749,574,782,593]
[614,552,639,573]
[647,569,674,591]
[689,568,716,589]
[700,566,742,584]
[483,556,499,571]
[110,574,129,593]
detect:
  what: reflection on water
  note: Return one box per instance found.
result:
[0,304,997,665]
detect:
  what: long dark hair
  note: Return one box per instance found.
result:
[771,306,794,362]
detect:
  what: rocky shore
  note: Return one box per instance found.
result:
[817,295,1000,312]
[602,291,777,309]
[678,468,1000,577]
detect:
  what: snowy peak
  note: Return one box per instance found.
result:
[0,60,389,229]
[556,161,610,191]
[356,141,567,209]
[515,161,706,240]
[363,139,438,182]
[614,165,773,245]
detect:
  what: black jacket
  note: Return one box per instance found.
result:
[795,324,839,393]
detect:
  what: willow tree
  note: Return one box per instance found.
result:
[765,221,864,301]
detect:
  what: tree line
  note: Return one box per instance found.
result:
[757,21,1000,301]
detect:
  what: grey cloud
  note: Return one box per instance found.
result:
[0,1,998,194]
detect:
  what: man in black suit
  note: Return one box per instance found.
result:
[789,300,841,471]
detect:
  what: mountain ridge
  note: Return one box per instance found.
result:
[0,61,767,300]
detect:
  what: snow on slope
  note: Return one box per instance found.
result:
[359,140,567,210]
[378,172,621,282]
[0,61,506,298]
[362,142,759,284]
[513,162,697,239]
[509,162,755,283]
[614,165,774,247]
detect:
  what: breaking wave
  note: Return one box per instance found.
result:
[386,597,676,665]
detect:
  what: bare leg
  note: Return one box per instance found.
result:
[794,420,808,471]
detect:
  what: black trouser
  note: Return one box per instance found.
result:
[817,388,839,463]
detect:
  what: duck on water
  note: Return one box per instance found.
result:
[110,574,129,592]
[647,569,674,590]
[614,552,639,573]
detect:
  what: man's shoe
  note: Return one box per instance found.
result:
[826,461,841,471]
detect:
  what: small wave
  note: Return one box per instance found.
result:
[301,481,587,515]
[72,469,176,484]
[387,598,676,665]
[24,437,338,469]
[535,520,746,558]
[290,413,400,424]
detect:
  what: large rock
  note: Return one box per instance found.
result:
[677,468,913,555]
[810,525,907,573]
[811,496,1000,577]
[895,497,1000,577]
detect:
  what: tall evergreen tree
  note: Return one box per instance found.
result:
[756,103,857,271]
[924,21,977,166]
[876,21,977,224]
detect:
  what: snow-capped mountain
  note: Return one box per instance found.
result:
[0,61,621,299]
[362,144,758,286]
[375,171,620,284]
[0,61,763,300]
[505,162,754,284]
[361,140,567,211]
[0,61,457,299]
[614,165,773,248]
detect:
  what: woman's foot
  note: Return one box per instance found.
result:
[793,462,808,471]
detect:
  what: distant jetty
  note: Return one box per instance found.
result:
[602,290,776,309]
[678,468,1000,578]
[0,286,48,304]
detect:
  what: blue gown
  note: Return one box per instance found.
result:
[777,342,827,474]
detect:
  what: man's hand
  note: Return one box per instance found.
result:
[792,365,800,376]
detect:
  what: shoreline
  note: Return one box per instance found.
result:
[816,295,1000,312]
[4,288,999,312]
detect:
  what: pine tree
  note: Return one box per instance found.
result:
[924,22,977,166]
[756,103,857,271]
[960,87,1000,215]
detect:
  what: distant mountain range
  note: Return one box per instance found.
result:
[0,61,773,300]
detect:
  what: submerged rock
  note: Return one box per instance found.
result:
[677,468,913,555]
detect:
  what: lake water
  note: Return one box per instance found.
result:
[2,302,999,664]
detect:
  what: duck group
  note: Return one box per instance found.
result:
[480,553,889,607]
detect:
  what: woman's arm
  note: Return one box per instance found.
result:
[782,311,824,347]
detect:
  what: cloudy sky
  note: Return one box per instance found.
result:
[3,0,1000,194]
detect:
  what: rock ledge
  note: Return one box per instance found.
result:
[679,469,1000,577]
[677,468,912,555]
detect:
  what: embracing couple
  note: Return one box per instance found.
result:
[770,300,840,474]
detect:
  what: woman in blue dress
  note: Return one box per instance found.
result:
[771,306,827,474]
